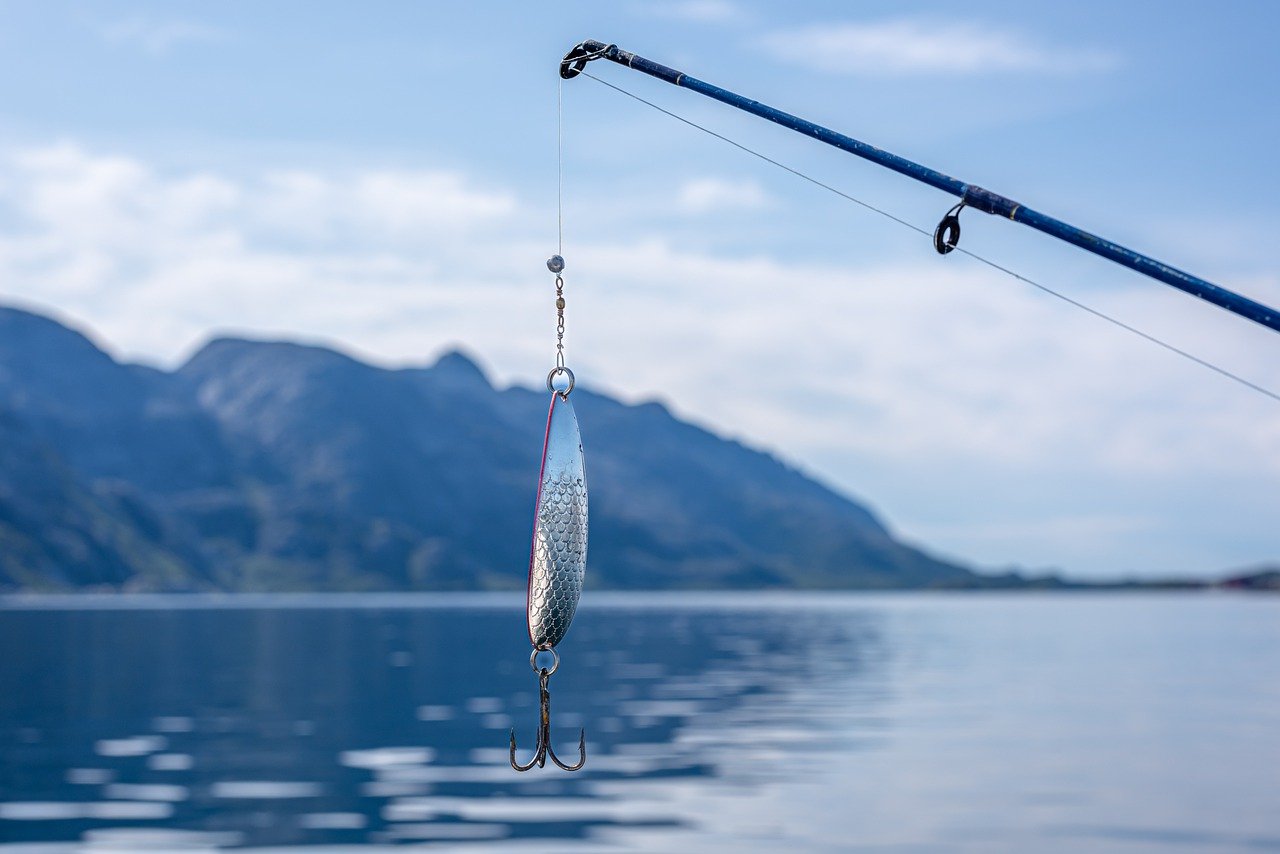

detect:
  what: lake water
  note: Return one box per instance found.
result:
[0,593,1277,853]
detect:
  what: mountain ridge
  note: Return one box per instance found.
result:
[0,304,987,592]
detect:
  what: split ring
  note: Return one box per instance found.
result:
[530,647,560,675]
[546,366,575,397]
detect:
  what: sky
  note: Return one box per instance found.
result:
[0,1,1276,580]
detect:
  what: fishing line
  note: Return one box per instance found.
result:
[557,75,564,257]
[580,71,1280,406]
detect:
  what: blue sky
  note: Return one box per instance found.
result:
[0,1,1277,579]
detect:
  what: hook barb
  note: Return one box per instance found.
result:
[509,726,544,771]
[509,665,587,772]
[547,727,587,771]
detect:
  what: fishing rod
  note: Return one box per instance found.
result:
[560,40,1280,336]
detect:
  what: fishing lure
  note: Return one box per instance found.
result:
[509,253,588,772]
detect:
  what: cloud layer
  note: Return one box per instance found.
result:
[0,141,1275,578]
[0,142,526,364]
[634,1,744,24]
[758,19,1119,76]
[98,17,226,55]
[676,177,770,214]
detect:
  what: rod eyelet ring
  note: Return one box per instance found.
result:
[934,202,965,255]
[530,647,560,675]
[546,366,575,397]
[560,42,614,79]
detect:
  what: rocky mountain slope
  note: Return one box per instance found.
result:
[0,305,980,591]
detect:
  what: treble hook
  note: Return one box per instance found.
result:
[509,651,586,772]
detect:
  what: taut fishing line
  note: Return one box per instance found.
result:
[580,71,1280,406]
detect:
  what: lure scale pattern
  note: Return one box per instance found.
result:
[528,470,587,648]
[526,392,588,649]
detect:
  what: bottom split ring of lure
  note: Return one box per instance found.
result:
[530,647,560,675]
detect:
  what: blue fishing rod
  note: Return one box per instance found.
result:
[561,40,1280,336]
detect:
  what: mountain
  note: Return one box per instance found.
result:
[0,304,984,592]
[1216,566,1280,591]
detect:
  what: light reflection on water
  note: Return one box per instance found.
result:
[0,592,1278,852]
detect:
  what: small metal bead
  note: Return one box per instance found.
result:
[546,255,565,273]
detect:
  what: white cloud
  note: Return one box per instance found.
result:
[757,19,1119,76]
[99,17,226,55]
[0,141,1275,578]
[634,1,744,24]
[253,168,516,243]
[567,240,1280,478]
[676,177,770,214]
[0,142,524,363]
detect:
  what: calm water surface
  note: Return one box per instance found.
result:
[0,592,1277,852]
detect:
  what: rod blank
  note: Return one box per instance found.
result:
[563,40,1280,335]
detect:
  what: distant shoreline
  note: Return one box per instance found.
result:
[1,584,1275,611]
[3,567,1278,599]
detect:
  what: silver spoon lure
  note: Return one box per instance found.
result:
[511,255,588,772]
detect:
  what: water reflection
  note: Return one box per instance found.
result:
[0,594,888,850]
[6,593,1277,852]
